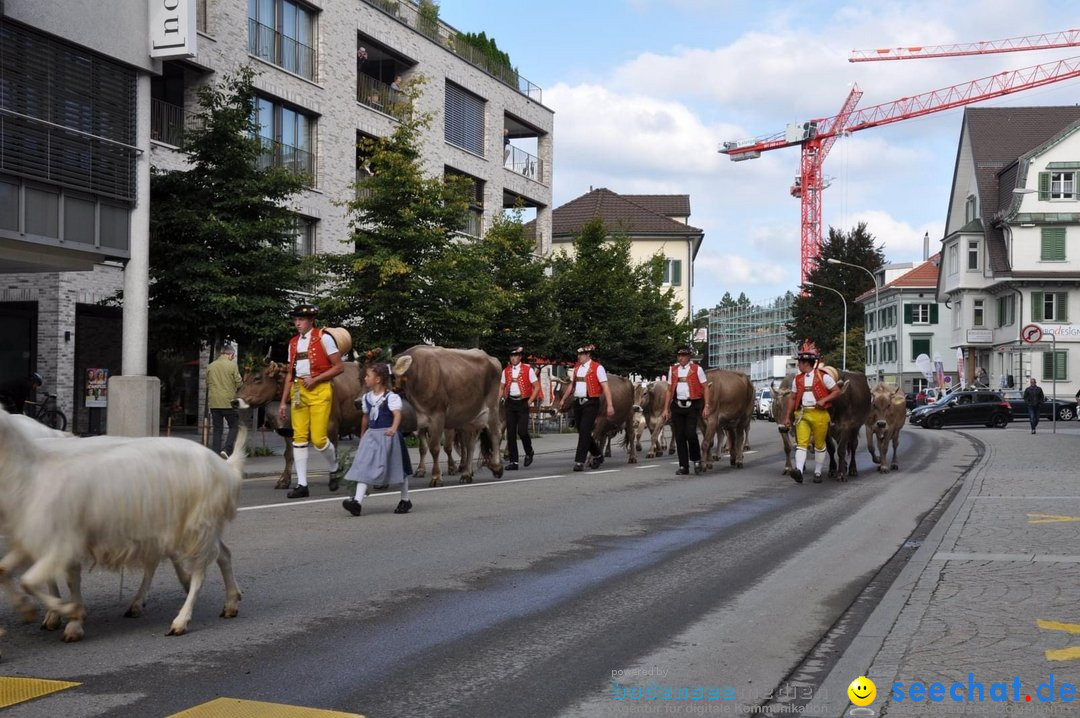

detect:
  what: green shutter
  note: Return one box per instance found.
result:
[903,304,912,323]
[1032,291,1044,321]
[1039,172,1051,200]
[1057,292,1069,322]
[929,304,939,324]
[1043,352,1054,380]
[1041,228,1066,260]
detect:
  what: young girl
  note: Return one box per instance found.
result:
[342,363,413,516]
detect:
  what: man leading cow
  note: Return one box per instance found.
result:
[501,346,542,470]
[659,346,711,475]
[781,341,842,484]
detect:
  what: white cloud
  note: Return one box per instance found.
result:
[694,252,790,286]
[834,209,944,263]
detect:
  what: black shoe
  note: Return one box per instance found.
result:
[813,473,823,484]
[287,484,310,499]
[328,476,341,492]
[573,463,584,472]
[1032,429,1036,434]
[676,466,690,475]
[342,499,362,516]
[789,468,803,484]
[394,500,412,514]
[524,453,534,467]
[507,462,519,471]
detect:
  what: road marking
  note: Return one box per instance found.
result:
[1028,513,1080,524]
[1037,620,1080,662]
[1037,619,1080,635]
[169,697,364,717]
[0,677,79,709]
[1046,647,1080,661]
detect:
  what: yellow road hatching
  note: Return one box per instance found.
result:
[169,697,365,718]
[0,676,80,708]
[1026,513,1080,524]
[1037,619,1080,661]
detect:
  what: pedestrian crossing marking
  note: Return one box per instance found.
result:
[1037,619,1080,661]
[1046,646,1080,661]
[1037,618,1080,634]
[1027,513,1080,524]
[0,676,79,708]
[169,697,365,717]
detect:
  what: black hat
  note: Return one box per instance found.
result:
[509,346,524,356]
[290,303,319,318]
[676,346,692,355]
[576,343,595,354]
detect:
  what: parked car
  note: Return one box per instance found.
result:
[909,390,1012,429]
[904,393,918,411]
[755,387,774,421]
[1001,392,1078,421]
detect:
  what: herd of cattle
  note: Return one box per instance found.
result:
[0,346,910,654]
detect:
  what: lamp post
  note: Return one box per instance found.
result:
[804,280,847,372]
[827,258,880,378]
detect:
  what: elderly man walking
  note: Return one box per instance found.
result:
[207,345,243,457]
[1023,377,1045,435]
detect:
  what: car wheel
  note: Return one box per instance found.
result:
[992,414,1009,428]
[1059,407,1074,421]
[925,415,944,430]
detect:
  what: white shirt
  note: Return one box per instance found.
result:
[363,390,402,422]
[671,363,707,400]
[294,330,339,378]
[799,370,836,408]
[573,361,608,398]
[501,364,538,398]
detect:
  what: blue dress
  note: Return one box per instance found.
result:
[344,392,413,486]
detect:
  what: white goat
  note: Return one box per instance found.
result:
[0,408,245,641]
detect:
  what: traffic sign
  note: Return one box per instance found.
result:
[1022,324,1044,344]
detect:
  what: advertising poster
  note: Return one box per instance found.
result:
[86,368,108,408]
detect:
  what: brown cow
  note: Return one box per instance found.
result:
[772,374,796,476]
[233,361,364,489]
[828,371,871,481]
[556,374,638,465]
[392,346,503,487]
[633,380,672,459]
[699,369,754,470]
[865,383,906,473]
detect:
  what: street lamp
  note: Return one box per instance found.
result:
[827,258,880,378]
[804,281,847,372]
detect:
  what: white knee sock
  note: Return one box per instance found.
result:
[400,478,410,501]
[294,444,309,487]
[795,447,807,472]
[354,482,369,503]
[316,439,337,468]
[814,449,828,475]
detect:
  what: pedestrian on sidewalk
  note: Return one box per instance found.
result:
[342,362,414,516]
[659,346,711,475]
[1023,377,1045,434]
[501,347,541,470]
[782,341,842,484]
[559,344,615,472]
[279,304,345,499]
[207,345,242,457]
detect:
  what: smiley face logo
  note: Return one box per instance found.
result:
[848,676,876,706]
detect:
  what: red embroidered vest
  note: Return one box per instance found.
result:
[503,363,535,398]
[572,361,603,398]
[289,328,332,377]
[669,362,704,400]
[793,369,832,409]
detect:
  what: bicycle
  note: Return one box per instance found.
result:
[25,394,68,432]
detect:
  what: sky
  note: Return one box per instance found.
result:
[439,0,1080,313]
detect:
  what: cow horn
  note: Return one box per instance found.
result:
[264,344,273,360]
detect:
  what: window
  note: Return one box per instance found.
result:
[912,377,929,393]
[866,311,874,333]
[445,166,484,237]
[905,303,935,324]
[967,240,979,270]
[948,244,958,275]
[997,296,1015,327]
[1043,350,1068,381]
[291,216,316,256]
[911,337,931,360]
[953,300,962,328]
[1040,171,1078,200]
[1040,227,1066,261]
[965,195,977,223]
[248,0,317,80]
[444,81,485,156]
[1031,291,1069,322]
[255,96,316,184]
[662,259,683,287]
[973,299,984,327]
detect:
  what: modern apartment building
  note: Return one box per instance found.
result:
[707,294,794,373]
[0,0,553,433]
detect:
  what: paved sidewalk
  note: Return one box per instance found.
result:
[808,423,1080,717]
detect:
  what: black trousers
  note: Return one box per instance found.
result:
[211,408,240,454]
[670,398,703,468]
[572,397,602,463]
[505,398,533,462]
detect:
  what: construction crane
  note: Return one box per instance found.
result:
[721,40,1080,284]
[850,29,1080,62]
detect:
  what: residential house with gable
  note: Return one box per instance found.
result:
[937,106,1080,396]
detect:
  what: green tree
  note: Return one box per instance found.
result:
[148,66,309,353]
[821,325,866,373]
[625,254,691,377]
[317,94,476,352]
[788,223,884,359]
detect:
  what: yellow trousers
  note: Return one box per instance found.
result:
[794,406,830,452]
[291,380,333,449]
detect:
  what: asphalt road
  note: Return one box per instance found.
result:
[1,420,979,717]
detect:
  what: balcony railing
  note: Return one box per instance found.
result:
[257,136,316,185]
[150,98,203,147]
[248,18,317,81]
[358,0,542,103]
[504,145,542,183]
[357,74,411,122]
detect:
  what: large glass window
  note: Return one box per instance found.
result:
[248,0,317,81]
[255,96,316,185]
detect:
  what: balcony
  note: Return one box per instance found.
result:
[504,145,542,183]
[248,18,317,81]
[357,75,411,122]
[257,137,316,185]
[150,99,203,147]
[358,0,542,103]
